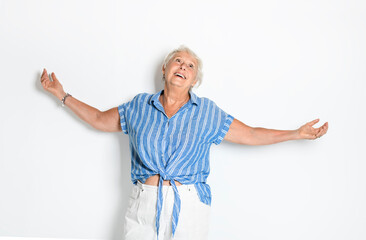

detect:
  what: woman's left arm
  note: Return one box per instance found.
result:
[224,118,329,145]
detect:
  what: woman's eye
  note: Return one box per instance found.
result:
[175,58,181,62]
[189,64,194,68]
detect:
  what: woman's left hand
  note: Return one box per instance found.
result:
[297,119,329,140]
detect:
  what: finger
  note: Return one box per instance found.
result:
[317,126,327,138]
[41,69,49,82]
[320,130,326,137]
[41,76,49,84]
[51,72,59,83]
[316,129,323,138]
[321,124,328,133]
[320,122,327,128]
[317,132,324,138]
[315,128,321,137]
[41,76,47,84]
[321,124,329,136]
[42,80,48,89]
[41,77,49,86]
[315,124,325,132]
[308,118,320,127]
[43,68,48,78]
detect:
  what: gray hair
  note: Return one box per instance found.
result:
[162,45,203,89]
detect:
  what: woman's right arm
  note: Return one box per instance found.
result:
[40,68,122,132]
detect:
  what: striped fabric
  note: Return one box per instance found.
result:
[118,89,234,239]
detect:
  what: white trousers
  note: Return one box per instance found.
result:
[123,180,211,240]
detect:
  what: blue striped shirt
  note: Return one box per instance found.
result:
[118,89,234,239]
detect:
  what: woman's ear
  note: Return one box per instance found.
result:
[162,65,165,75]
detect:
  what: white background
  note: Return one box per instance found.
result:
[1,0,365,239]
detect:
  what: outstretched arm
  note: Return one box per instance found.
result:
[224,118,328,145]
[40,68,121,132]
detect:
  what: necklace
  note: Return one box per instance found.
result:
[161,94,190,118]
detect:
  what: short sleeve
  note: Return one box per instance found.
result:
[212,104,235,145]
[117,93,146,135]
[117,102,129,135]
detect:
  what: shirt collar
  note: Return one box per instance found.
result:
[149,90,199,106]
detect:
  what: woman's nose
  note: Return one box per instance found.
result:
[179,63,186,70]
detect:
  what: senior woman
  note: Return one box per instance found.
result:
[40,45,328,240]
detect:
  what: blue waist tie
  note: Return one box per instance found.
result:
[156,172,181,239]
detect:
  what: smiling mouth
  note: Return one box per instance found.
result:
[174,73,186,79]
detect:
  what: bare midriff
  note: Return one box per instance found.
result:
[143,174,183,186]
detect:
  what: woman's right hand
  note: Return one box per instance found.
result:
[40,68,66,100]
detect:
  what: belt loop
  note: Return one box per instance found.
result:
[137,180,145,191]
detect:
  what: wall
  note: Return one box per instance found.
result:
[0,0,365,239]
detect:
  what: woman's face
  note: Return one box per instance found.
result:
[162,51,198,91]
